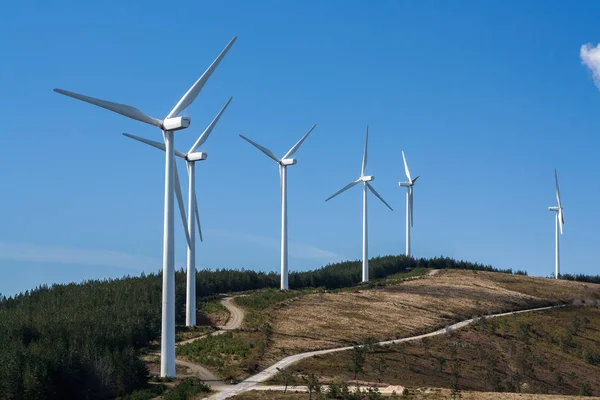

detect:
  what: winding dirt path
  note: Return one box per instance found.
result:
[178,296,245,346]
[170,296,246,383]
[203,304,562,400]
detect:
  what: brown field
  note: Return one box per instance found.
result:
[264,270,600,361]
[269,306,600,397]
[232,388,600,400]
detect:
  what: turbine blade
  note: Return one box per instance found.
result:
[193,187,203,242]
[54,89,163,128]
[239,134,280,163]
[361,126,368,176]
[122,133,186,158]
[167,36,237,118]
[188,97,233,154]
[283,124,317,160]
[555,169,562,209]
[173,160,192,248]
[410,187,414,227]
[325,179,361,202]
[279,165,283,198]
[559,208,564,231]
[367,182,393,211]
[402,151,412,182]
[412,175,420,185]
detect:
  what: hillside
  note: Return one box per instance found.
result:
[174,269,600,387]
[0,255,496,399]
[246,270,599,363]
[268,305,600,397]
[1,258,599,399]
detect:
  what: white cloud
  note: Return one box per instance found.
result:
[208,230,344,262]
[580,43,600,89]
[0,241,161,271]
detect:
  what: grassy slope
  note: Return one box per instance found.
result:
[270,306,600,397]
[263,269,600,362]
[177,269,600,384]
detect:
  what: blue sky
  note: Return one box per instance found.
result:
[1,0,600,296]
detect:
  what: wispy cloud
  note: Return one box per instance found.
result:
[0,241,161,271]
[580,43,600,89]
[208,230,344,262]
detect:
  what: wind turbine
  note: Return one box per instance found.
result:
[123,97,232,326]
[239,124,317,290]
[53,36,237,377]
[548,169,565,279]
[398,151,420,257]
[325,127,393,282]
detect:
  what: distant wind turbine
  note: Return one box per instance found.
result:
[325,127,393,282]
[53,36,237,377]
[123,97,232,326]
[548,169,565,279]
[398,151,420,257]
[240,124,317,290]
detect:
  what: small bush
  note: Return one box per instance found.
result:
[116,384,167,400]
[579,381,593,396]
[163,378,211,400]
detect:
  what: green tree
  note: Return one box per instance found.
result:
[437,357,447,373]
[276,367,297,393]
[373,357,389,382]
[349,345,367,380]
[302,372,320,400]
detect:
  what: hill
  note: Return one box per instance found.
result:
[267,305,600,397]
[175,269,600,386]
[262,269,598,360]
[0,255,502,399]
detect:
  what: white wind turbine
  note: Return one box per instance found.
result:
[53,36,236,377]
[240,124,317,290]
[398,151,420,257]
[548,169,565,279]
[123,97,232,326]
[325,127,393,282]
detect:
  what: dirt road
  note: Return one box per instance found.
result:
[203,304,561,400]
[177,296,245,346]
[172,296,246,383]
[219,297,245,331]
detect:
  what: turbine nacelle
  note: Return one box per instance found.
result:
[162,116,191,131]
[186,152,207,162]
[280,158,296,166]
[361,175,374,182]
[549,206,560,211]
[399,181,411,187]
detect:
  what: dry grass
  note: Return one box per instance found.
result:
[231,388,600,400]
[270,306,600,397]
[404,387,600,399]
[264,269,600,361]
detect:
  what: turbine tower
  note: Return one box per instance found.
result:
[398,151,420,257]
[53,37,236,377]
[325,127,393,282]
[548,169,565,279]
[123,97,232,326]
[240,124,317,290]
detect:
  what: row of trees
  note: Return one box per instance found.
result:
[560,273,600,284]
[0,255,544,399]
